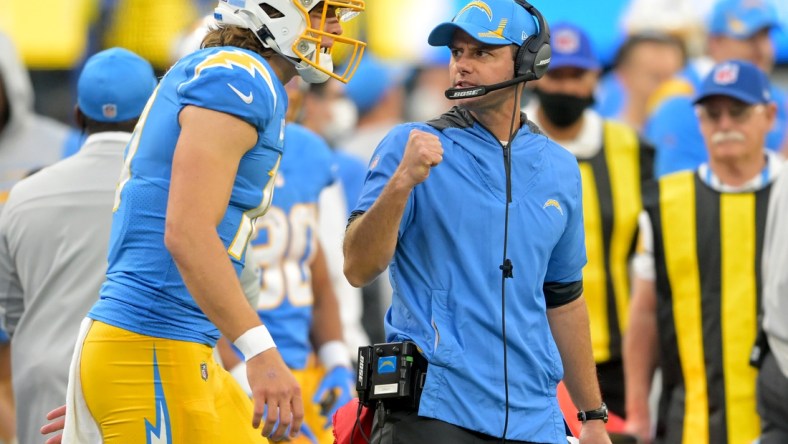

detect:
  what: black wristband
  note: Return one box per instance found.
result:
[577,402,608,423]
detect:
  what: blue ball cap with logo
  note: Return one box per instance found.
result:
[548,22,600,71]
[428,0,538,47]
[708,0,781,39]
[77,47,157,123]
[693,60,772,105]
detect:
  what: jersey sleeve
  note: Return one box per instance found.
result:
[545,164,587,287]
[352,125,417,232]
[177,53,277,130]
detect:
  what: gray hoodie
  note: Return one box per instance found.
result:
[0,32,69,210]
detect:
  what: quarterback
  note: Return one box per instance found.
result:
[61,1,366,443]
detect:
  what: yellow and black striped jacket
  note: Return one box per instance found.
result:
[578,121,654,365]
[644,170,770,444]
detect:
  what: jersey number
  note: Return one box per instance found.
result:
[252,204,317,309]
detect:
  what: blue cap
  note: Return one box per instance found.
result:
[428,0,538,47]
[77,47,157,122]
[693,60,772,105]
[548,23,600,71]
[344,54,396,115]
[708,0,781,38]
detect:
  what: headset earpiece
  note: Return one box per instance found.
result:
[513,0,551,80]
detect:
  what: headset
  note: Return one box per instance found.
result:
[445,0,551,99]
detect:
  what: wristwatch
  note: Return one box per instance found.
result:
[577,402,608,423]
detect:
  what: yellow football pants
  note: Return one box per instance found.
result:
[80,321,271,443]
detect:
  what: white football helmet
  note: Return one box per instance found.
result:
[214,0,366,84]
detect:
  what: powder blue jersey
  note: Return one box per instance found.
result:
[89,47,288,346]
[253,124,335,369]
[353,108,587,442]
[646,63,788,177]
[332,150,367,217]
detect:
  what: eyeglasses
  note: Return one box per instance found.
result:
[696,103,764,124]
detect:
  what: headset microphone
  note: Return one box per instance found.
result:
[445,73,534,100]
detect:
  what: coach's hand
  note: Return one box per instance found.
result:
[247,349,304,441]
[579,420,612,444]
[394,129,444,188]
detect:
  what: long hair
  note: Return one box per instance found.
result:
[201,25,276,59]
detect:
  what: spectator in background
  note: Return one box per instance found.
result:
[625,60,781,444]
[0,48,156,444]
[0,0,95,125]
[0,30,71,443]
[403,52,453,123]
[645,0,787,177]
[0,32,70,209]
[621,0,713,57]
[339,54,405,345]
[595,31,686,132]
[339,53,405,162]
[297,79,371,357]
[98,0,202,72]
[527,22,655,422]
[299,79,358,149]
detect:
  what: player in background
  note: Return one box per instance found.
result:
[594,31,686,133]
[296,78,370,357]
[61,1,366,442]
[527,23,655,422]
[645,0,787,177]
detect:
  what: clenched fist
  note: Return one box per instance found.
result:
[394,129,444,188]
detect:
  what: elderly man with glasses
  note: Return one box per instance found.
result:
[624,59,781,444]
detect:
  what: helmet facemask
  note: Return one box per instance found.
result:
[214,0,366,83]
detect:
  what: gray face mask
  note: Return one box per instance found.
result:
[406,86,451,122]
[322,97,358,146]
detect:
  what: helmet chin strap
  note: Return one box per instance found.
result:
[261,34,332,84]
[295,53,332,83]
